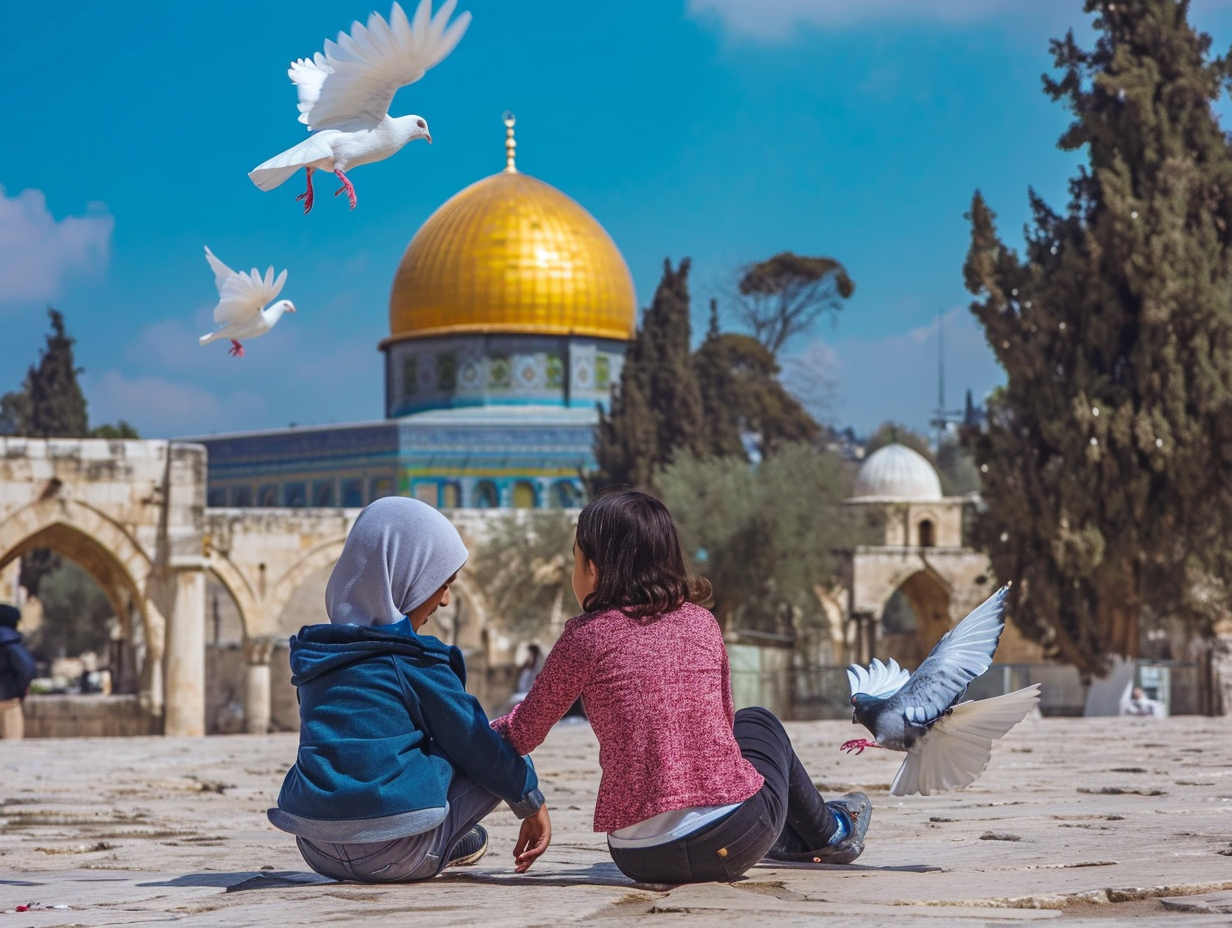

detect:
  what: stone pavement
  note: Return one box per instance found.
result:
[2,715,1231,926]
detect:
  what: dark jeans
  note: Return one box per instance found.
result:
[607,706,840,883]
[296,774,501,882]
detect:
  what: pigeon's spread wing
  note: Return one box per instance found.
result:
[889,684,1040,796]
[203,247,234,295]
[883,584,1010,727]
[214,266,288,325]
[847,658,910,700]
[291,0,471,131]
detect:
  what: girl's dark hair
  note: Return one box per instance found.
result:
[575,489,712,619]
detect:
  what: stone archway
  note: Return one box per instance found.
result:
[266,538,348,632]
[0,499,168,721]
[877,568,952,669]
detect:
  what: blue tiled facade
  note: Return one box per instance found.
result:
[190,387,606,511]
[383,333,626,417]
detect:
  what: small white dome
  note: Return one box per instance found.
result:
[851,443,942,501]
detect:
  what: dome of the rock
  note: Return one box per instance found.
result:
[387,168,636,344]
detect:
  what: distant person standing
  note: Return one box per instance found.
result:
[1122,686,1167,718]
[516,644,544,695]
[0,604,37,740]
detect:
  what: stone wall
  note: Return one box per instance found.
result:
[22,695,160,738]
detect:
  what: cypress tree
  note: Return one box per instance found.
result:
[594,259,706,488]
[1,308,90,438]
[963,0,1232,673]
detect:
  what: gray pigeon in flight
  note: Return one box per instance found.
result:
[841,584,1040,796]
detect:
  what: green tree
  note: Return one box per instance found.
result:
[659,444,877,635]
[27,560,114,661]
[470,511,577,641]
[693,331,820,460]
[963,0,1232,673]
[935,437,980,496]
[1,308,90,438]
[1,311,140,600]
[594,259,706,488]
[90,420,140,439]
[736,252,855,355]
[864,422,934,461]
[0,309,138,439]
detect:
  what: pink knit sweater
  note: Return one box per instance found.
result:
[491,602,765,832]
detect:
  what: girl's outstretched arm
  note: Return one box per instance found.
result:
[492,619,591,754]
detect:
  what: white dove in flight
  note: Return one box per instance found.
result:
[248,0,471,213]
[198,247,295,358]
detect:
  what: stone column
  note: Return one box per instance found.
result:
[244,636,277,734]
[164,567,206,737]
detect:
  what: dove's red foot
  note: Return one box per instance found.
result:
[228,340,245,358]
[333,169,357,210]
[840,739,882,756]
[296,167,315,214]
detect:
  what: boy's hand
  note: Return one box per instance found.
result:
[513,803,551,873]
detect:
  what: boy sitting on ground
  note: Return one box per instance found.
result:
[268,497,551,881]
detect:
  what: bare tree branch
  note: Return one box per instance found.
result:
[735,253,855,355]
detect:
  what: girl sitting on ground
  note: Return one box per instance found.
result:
[492,489,871,884]
[268,496,551,882]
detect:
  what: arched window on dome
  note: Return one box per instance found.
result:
[473,481,499,509]
[512,481,538,510]
[440,482,460,509]
[917,519,935,548]
[550,480,582,509]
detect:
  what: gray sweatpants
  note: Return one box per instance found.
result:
[296,775,502,882]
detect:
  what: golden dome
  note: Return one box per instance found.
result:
[387,129,636,344]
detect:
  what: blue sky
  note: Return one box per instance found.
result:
[3,0,1232,438]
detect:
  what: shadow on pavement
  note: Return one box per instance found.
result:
[437,861,639,889]
[753,861,944,873]
[138,872,330,890]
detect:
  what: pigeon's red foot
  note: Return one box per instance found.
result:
[840,739,882,756]
[228,340,245,358]
[296,167,315,214]
[333,169,357,210]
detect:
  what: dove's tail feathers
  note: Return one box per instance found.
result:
[249,136,334,191]
[847,657,910,700]
[199,330,222,346]
[890,684,1041,797]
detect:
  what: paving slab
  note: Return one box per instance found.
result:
[1,715,1230,926]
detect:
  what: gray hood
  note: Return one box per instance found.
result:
[325,497,468,626]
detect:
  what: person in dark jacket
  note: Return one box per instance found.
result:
[0,603,37,740]
[268,497,551,882]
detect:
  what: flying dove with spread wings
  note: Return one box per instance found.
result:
[249,0,471,213]
[842,584,1041,796]
[198,247,294,358]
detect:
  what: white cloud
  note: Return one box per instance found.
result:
[86,370,268,438]
[686,0,1022,41]
[0,186,114,305]
[785,307,1003,435]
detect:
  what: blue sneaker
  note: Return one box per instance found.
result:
[813,792,871,864]
[765,791,871,865]
[445,825,489,868]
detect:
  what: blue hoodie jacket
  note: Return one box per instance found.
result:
[0,626,36,702]
[268,618,542,843]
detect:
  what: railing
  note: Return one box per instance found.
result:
[734,660,1205,721]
